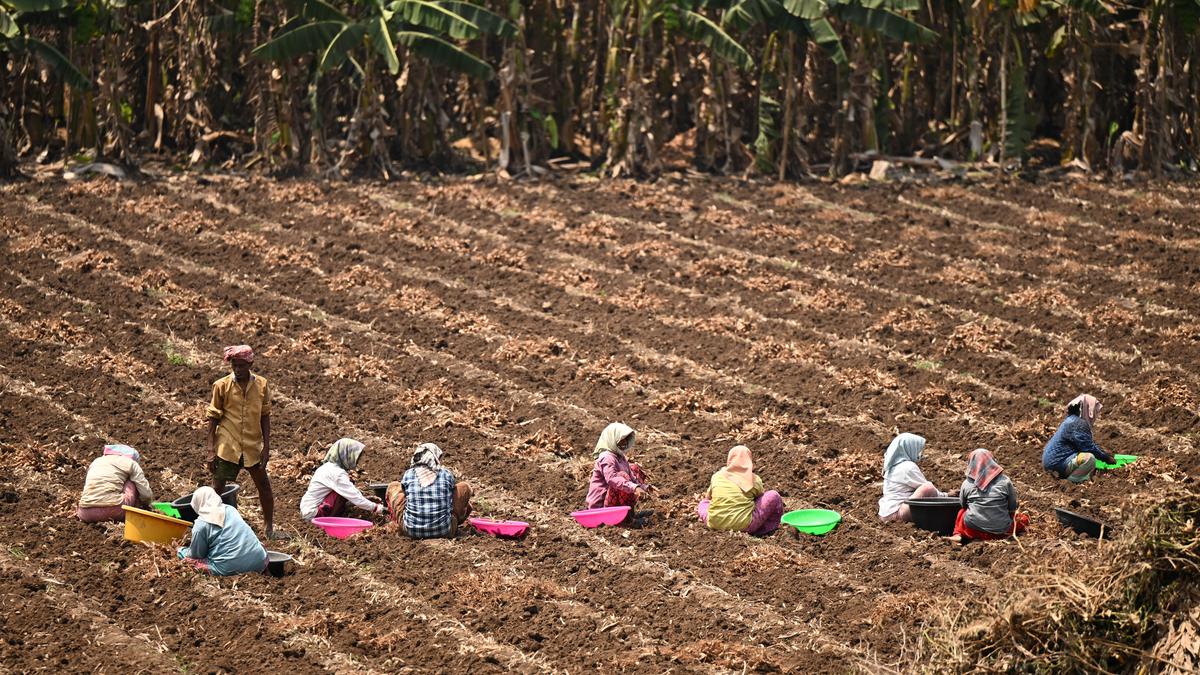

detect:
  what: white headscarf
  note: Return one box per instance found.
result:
[594,422,636,458]
[882,433,926,478]
[191,486,226,528]
[411,443,443,488]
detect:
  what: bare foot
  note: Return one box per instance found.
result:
[943,534,965,545]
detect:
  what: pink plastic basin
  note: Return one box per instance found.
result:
[570,506,630,528]
[469,518,529,538]
[312,516,374,539]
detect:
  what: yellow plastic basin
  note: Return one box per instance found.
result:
[122,505,192,545]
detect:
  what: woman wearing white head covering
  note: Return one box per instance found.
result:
[299,438,385,521]
[585,423,656,524]
[385,443,474,539]
[878,433,944,522]
[77,444,155,523]
[177,486,267,576]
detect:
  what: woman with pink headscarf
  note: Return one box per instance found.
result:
[77,444,154,523]
[946,449,1028,544]
[697,446,784,537]
[1041,394,1115,483]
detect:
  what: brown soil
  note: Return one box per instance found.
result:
[1,173,1197,673]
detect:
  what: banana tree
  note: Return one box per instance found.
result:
[253,0,514,175]
[603,0,753,177]
[724,0,935,176]
[0,0,90,177]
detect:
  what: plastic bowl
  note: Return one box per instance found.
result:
[1095,454,1138,471]
[172,484,241,522]
[1054,508,1111,538]
[469,518,529,538]
[312,516,374,539]
[905,497,961,536]
[781,509,842,536]
[150,502,182,519]
[122,505,192,545]
[570,506,631,528]
[264,550,294,577]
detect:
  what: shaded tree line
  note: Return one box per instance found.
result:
[1,0,1197,178]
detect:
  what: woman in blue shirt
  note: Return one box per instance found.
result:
[385,443,473,539]
[178,486,268,576]
[1041,394,1115,483]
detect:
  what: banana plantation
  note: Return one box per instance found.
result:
[0,0,1197,178]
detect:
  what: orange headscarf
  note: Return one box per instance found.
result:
[721,445,757,492]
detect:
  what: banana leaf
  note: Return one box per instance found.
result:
[1,0,69,12]
[805,17,847,64]
[253,20,344,61]
[395,30,493,78]
[391,0,480,40]
[680,9,753,69]
[436,0,517,38]
[368,16,400,74]
[835,5,937,43]
[6,36,90,89]
[782,0,829,19]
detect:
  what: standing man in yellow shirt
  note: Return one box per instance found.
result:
[206,345,285,539]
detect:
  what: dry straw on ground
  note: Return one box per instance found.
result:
[921,490,1200,673]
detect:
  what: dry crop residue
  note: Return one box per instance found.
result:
[1,174,1196,673]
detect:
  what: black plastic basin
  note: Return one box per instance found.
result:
[171,484,241,522]
[368,483,390,501]
[1055,508,1111,538]
[264,550,293,578]
[906,497,961,536]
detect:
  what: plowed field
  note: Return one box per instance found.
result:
[1,174,1198,673]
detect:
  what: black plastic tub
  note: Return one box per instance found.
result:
[171,484,241,522]
[368,483,390,501]
[906,497,961,536]
[264,550,293,578]
[1055,508,1110,538]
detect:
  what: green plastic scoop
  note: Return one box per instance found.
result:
[151,502,181,519]
[781,509,841,536]
[1095,454,1138,471]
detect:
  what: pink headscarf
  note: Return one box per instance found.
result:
[965,448,1004,491]
[223,345,254,363]
[1068,394,1102,425]
[721,445,757,492]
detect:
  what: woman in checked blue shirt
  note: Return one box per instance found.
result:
[385,443,474,539]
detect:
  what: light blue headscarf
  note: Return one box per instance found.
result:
[103,444,141,463]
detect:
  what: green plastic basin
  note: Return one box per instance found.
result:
[781,509,841,536]
[1095,454,1138,471]
[151,502,181,519]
